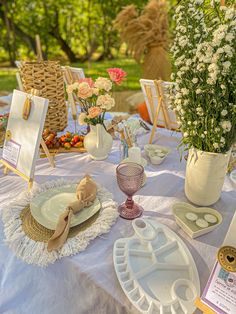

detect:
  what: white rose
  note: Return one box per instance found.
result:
[78,113,88,125]
[96,94,115,110]
[192,78,198,84]
[94,77,112,92]
[213,143,219,149]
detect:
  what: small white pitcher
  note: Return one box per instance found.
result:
[84,124,113,160]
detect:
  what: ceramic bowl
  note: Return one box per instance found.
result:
[144,144,171,165]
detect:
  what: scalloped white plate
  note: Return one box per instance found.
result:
[113,218,200,314]
[30,184,101,230]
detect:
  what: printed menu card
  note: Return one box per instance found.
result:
[196,212,236,314]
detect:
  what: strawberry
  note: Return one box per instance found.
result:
[73,135,80,143]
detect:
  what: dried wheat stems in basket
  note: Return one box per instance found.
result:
[114,0,171,81]
[20,61,67,132]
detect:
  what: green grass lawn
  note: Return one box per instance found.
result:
[0,68,17,94]
[0,58,141,94]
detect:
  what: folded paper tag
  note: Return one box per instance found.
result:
[47,175,97,252]
[22,97,31,120]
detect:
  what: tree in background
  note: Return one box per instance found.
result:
[0,0,146,64]
[114,0,171,80]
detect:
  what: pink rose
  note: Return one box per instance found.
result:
[77,82,93,99]
[88,106,102,118]
[107,68,127,85]
[78,78,94,87]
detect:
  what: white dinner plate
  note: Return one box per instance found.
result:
[30,184,101,230]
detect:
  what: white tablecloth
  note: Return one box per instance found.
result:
[1,125,236,314]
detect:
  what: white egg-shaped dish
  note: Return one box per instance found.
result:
[172,202,222,239]
[113,217,200,314]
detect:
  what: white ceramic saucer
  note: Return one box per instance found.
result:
[122,157,147,168]
[30,184,101,230]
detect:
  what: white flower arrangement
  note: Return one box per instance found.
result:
[169,0,236,153]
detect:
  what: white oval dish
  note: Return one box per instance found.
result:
[30,184,101,230]
[113,217,200,314]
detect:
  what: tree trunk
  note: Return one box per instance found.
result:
[1,0,15,66]
[0,4,37,57]
[49,29,78,62]
[49,9,78,63]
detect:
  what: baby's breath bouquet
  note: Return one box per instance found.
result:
[169,0,236,154]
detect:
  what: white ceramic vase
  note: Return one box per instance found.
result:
[185,147,231,206]
[84,124,113,160]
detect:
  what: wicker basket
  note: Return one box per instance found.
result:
[20,61,67,132]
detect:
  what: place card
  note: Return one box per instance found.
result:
[201,262,236,314]
[196,212,236,314]
[2,139,21,168]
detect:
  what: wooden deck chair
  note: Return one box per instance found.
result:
[140,79,178,143]
[62,66,85,120]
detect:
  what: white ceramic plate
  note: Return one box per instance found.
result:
[113,217,200,314]
[30,184,101,230]
[122,157,147,168]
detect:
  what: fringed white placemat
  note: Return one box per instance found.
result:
[1,179,118,267]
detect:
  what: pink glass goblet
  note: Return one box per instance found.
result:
[116,162,144,219]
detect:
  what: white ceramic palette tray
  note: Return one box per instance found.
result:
[30,184,101,230]
[172,202,222,239]
[113,218,200,314]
